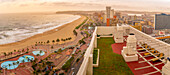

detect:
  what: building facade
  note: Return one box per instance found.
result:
[154,13,170,30]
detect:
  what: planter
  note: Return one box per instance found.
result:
[93,49,100,67]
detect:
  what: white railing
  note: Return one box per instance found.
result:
[77,27,97,75]
[129,26,170,57]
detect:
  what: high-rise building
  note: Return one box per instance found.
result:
[142,25,154,34]
[111,9,114,18]
[154,13,170,30]
[115,12,121,19]
[106,6,111,19]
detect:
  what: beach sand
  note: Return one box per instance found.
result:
[0,15,86,53]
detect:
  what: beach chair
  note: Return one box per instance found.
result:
[151,53,164,62]
[138,48,145,51]
[144,50,159,56]
[148,48,155,51]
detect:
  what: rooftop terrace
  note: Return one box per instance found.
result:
[93,37,133,75]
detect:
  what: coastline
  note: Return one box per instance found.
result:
[0,15,86,53]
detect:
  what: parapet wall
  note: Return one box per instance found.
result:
[97,26,116,35]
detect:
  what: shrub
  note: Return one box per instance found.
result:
[62,57,74,71]
[75,16,88,29]
[93,49,98,64]
[97,34,100,37]
[76,58,80,62]
[73,30,77,36]
[79,39,86,44]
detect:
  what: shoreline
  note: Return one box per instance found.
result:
[0,15,86,53]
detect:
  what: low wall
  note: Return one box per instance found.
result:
[97,26,116,35]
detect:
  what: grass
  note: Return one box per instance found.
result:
[62,57,74,72]
[93,49,98,64]
[75,16,88,29]
[84,31,89,35]
[93,37,133,75]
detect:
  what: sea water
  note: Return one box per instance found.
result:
[0,13,80,45]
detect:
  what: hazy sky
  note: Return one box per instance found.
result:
[0,0,170,13]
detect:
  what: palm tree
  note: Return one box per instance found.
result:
[47,40,50,44]
[10,52,13,57]
[41,42,43,45]
[31,58,34,61]
[69,37,72,40]
[52,40,55,45]
[22,49,25,53]
[51,46,53,49]
[27,48,29,53]
[8,64,11,69]
[13,62,16,68]
[22,59,25,63]
[36,54,40,56]
[16,61,20,65]
[63,39,66,43]
[14,50,16,52]
[56,39,60,43]
[40,50,43,54]
[66,38,68,41]
[3,52,7,58]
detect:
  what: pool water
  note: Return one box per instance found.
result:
[32,51,45,56]
[1,55,34,70]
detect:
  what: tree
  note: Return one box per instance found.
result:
[8,64,11,69]
[3,52,7,58]
[22,59,25,63]
[73,30,77,36]
[22,49,25,53]
[66,38,68,41]
[63,39,66,43]
[13,62,16,68]
[56,39,60,43]
[51,46,53,49]
[16,61,20,65]
[37,54,40,56]
[27,48,29,52]
[52,40,55,44]
[14,50,16,52]
[79,39,86,44]
[40,50,43,54]
[47,40,50,44]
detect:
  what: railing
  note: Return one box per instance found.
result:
[129,26,170,57]
[77,26,97,75]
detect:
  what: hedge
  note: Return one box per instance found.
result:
[75,16,88,29]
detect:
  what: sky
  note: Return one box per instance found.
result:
[0,0,170,13]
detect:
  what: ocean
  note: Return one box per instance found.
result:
[0,13,80,45]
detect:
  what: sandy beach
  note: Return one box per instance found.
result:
[0,15,86,53]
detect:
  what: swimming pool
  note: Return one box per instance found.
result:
[32,50,45,56]
[1,55,34,70]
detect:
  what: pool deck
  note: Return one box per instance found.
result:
[111,37,164,75]
[0,46,49,75]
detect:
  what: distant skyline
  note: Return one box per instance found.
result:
[0,0,170,13]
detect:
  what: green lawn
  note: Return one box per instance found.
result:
[93,37,133,75]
